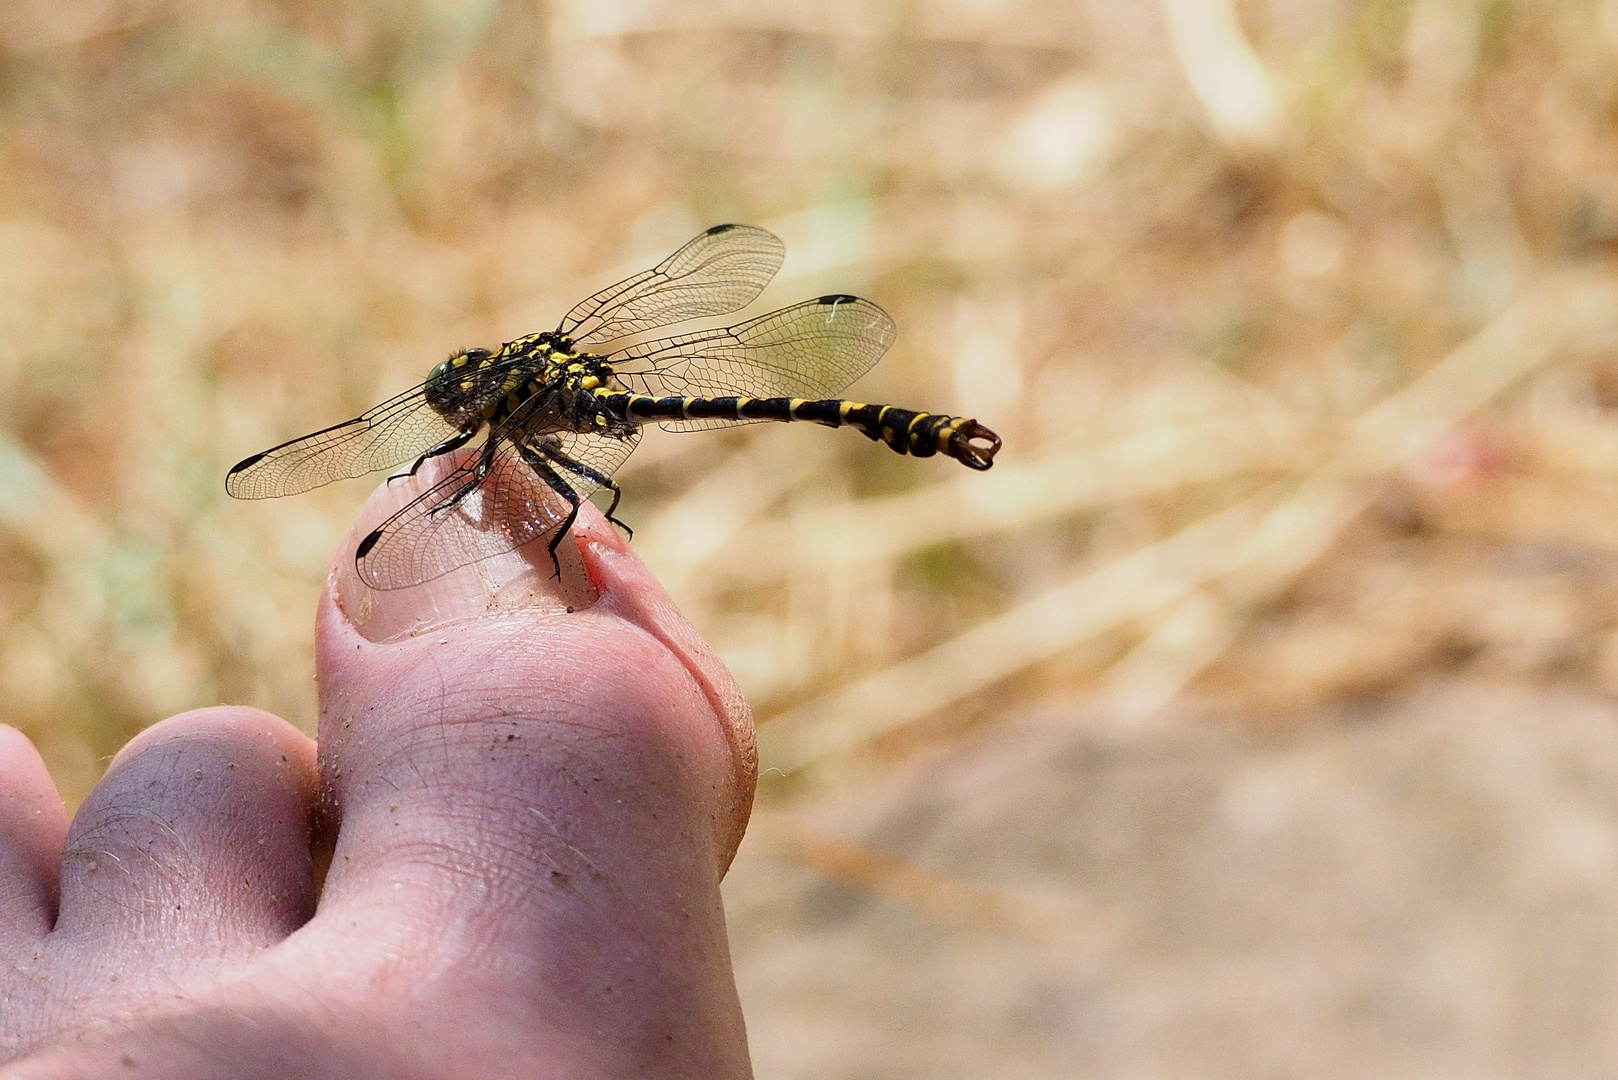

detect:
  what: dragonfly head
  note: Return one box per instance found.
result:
[425,348,493,415]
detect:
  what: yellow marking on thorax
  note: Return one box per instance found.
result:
[580,375,601,390]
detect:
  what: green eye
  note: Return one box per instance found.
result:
[426,360,451,389]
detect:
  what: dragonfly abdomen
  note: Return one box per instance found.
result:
[600,391,1001,470]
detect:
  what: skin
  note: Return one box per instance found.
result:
[0,460,758,1079]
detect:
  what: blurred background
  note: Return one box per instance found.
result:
[6,0,1618,1074]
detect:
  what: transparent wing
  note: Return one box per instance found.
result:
[606,295,896,431]
[557,224,785,347]
[539,426,644,503]
[222,353,541,502]
[355,430,641,590]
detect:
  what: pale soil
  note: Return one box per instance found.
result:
[726,679,1618,1079]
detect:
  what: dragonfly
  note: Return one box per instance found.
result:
[226,224,1002,589]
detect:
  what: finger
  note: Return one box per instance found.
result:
[317,496,754,892]
[320,454,755,871]
[53,708,318,988]
[307,472,756,1076]
[0,725,68,946]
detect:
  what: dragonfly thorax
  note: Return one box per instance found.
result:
[423,336,572,429]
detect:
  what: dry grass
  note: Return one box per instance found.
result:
[5,0,1618,783]
[7,0,1618,1068]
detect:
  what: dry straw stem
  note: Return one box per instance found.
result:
[1160,0,1280,149]
[680,417,1309,592]
[763,270,1618,774]
[631,434,842,600]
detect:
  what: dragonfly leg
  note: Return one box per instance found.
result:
[388,427,476,485]
[426,438,499,518]
[601,480,632,539]
[513,442,582,580]
[547,448,633,539]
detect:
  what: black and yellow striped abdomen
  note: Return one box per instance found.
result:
[596,391,1001,470]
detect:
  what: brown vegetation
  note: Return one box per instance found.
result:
[6,0,1618,1073]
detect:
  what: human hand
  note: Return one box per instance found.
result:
[0,466,758,1079]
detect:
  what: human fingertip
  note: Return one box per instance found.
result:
[105,707,312,776]
[0,724,67,838]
